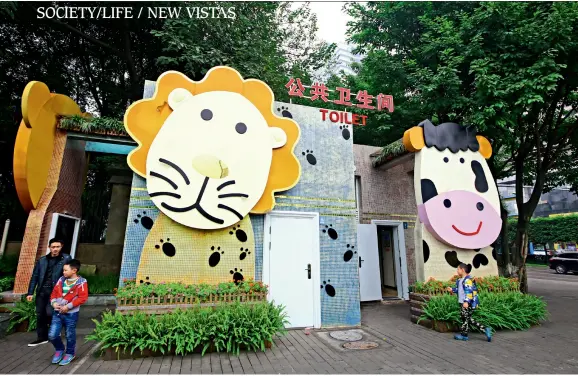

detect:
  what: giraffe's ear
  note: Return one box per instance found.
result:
[476,135,492,159]
[403,126,425,152]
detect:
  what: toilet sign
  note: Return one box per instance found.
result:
[285,78,394,126]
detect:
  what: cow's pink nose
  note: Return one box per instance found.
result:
[418,190,501,249]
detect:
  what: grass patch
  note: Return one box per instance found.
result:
[86,274,120,295]
[0,276,15,292]
[86,302,288,356]
[116,279,268,301]
[411,275,519,296]
[420,292,548,331]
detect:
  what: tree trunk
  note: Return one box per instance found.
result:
[514,217,530,293]
[498,202,513,277]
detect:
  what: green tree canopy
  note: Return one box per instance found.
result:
[346,1,578,290]
[0,1,334,239]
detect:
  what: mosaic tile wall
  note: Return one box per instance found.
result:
[269,103,360,327]
[118,81,360,327]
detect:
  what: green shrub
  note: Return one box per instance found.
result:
[411,276,519,295]
[508,214,578,245]
[86,302,288,356]
[86,274,119,294]
[420,292,548,331]
[116,279,268,301]
[0,276,15,292]
[7,297,37,333]
[0,254,19,276]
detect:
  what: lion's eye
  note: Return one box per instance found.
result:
[201,109,213,121]
[235,122,247,134]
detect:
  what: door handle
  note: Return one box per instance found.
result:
[305,264,311,279]
[359,257,364,268]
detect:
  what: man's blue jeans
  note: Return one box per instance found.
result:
[48,312,79,355]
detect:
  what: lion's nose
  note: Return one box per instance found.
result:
[191,155,229,179]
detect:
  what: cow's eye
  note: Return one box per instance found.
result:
[443,157,449,163]
[460,158,465,164]
[444,199,452,208]
[477,202,484,211]
[235,122,247,134]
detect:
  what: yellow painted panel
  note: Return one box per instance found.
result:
[14,82,84,211]
[136,213,255,285]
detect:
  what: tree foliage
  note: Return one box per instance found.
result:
[0,1,333,240]
[346,2,578,290]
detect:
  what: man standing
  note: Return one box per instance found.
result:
[26,239,71,347]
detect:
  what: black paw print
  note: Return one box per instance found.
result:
[154,238,176,257]
[322,224,338,240]
[229,225,248,242]
[230,268,244,282]
[339,125,351,140]
[301,150,317,165]
[208,246,224,267]
[343,244,357,262]
[134,211,153,230]
[239,247,251,261]
[277,106,293,119]
[139,276,151,285]
[321,280,336,297]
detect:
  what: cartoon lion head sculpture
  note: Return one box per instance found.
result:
[124,67,301,230]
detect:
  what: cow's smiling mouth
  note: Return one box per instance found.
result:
[452,222,482,236]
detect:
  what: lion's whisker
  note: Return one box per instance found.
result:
[218,193,248,199]
[218,204,244,221]
[217,180,236,191]
[150,171,178,190]
[149,192,182,199]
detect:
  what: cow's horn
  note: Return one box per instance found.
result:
[403,126,425,152]
[476,135,492,159]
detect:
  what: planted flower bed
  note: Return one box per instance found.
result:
[88,302,287,358]
[115,279,268,314]
[410,276,548,333]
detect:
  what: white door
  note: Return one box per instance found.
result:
[357,224,382,301]
[392,228,404,299]
[264,212,320,328]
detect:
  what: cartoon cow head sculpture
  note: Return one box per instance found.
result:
[404,120,502,252]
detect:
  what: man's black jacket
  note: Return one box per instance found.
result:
[27,253,71,296]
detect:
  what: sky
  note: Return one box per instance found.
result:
[308,2,354,45]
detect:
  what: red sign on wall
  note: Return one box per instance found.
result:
[285,78,395,113]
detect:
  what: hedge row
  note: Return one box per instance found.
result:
[507,214,578,245]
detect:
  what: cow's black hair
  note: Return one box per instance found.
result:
[418,120,479,154]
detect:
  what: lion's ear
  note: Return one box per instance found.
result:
[168,88,193,110]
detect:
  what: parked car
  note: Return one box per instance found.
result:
[548,252,578,274]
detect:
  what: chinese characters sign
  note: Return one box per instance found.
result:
[285,78,394,113]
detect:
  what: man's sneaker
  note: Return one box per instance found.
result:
[51,351,64,364]
[28,339,48,347]
[485,327,493,342]
[454,334,469,341]
[59,354,75,366]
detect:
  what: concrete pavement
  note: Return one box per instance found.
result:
[1,267,577,374]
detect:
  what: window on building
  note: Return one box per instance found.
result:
[355,176,362,223]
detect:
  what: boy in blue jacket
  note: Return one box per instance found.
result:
[447,263,493,342]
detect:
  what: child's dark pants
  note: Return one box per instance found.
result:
[48,312,79,355]
[460,306,485,337]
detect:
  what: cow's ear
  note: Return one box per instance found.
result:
[403,126,425,152]
[476,136,492,159]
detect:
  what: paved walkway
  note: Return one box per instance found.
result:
[1,267,577,374]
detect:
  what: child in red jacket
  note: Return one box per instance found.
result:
[48,259,88,366]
